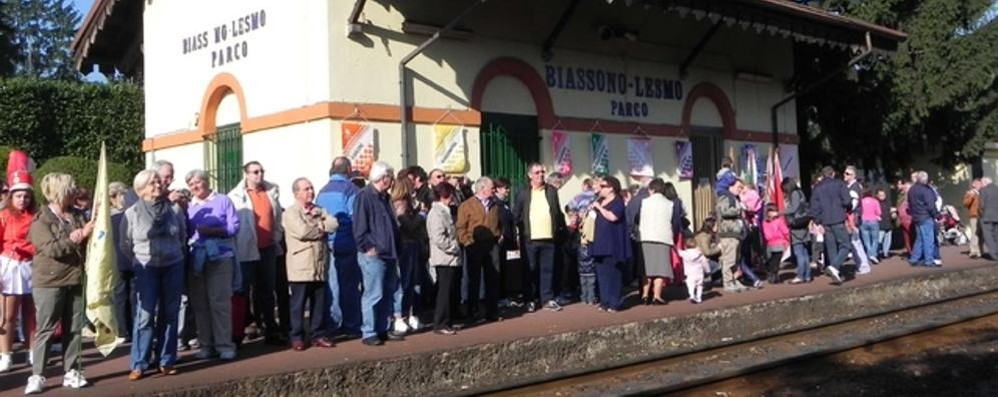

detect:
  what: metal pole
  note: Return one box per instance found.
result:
[399,0,486,166]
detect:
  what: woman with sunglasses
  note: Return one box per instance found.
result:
[588,176,632,312]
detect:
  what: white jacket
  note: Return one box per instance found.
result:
[638,193,674,245]
[228,179,285,262]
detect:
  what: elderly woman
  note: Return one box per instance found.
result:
[427,183,460,335]
[26,173,94,394]
[637,178,673,305]
[108,181,135,343]
[185,169,240,361]
[282,177,338,351]
[0,170,37,372]
[589,176,632,313]
[119,170,187,380]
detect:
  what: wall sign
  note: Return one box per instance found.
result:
[181,9,269,69]
[544,64,684,119]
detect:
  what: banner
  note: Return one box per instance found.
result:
[342,122,376,177]
[766,148,785,211]
[675,140,694,180]
[741,144,763,187]
[85,143,120,357]
[591,133,609,174]
[779,145,799,178]
[433,124,468,173]
[552,130,573,175]
[627,138,654,177]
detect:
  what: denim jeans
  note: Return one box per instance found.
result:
[878,229,893,258]
[393,242,421,318]
[824,223,852,270]
[792,243,811,281]
[910,218,936,265]
[860,221,880,259]
[241,245,278,336]
[327,245,361,336]
[523,241,556,303]
[579,274,597,304]
[358,254,398,339]
[131,262,184,370]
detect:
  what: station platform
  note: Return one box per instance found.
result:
[0,246,994,397]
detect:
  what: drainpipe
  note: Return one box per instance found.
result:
[771,32,873,150]
[348,0,367,29]
[399,0,486,166]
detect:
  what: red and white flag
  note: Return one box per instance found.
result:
[342,122,376,177]
[766,147,784,211]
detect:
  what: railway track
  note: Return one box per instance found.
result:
[474,290,998,397]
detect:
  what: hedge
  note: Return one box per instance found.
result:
[32,156,133,203]
[0,78,144,174]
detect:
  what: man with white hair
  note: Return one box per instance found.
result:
[843,165,872,272]
[979,177,998,260]
[352,161,402,346]
[964,178,984,258]
[456,177,502,322]
[907,171,940,267]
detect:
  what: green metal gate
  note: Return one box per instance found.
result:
[204,123,243,193]
[480,112,539,194]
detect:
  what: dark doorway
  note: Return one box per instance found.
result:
[690,127,725,230]
[480,112,540,193]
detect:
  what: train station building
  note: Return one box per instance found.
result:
[74,0,905,221]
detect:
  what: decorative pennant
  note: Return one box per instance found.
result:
[342,122,376,177]
[675,140,694,180]
[627,138,654,177]
[591,133,609,175]
[433,124,468,173]
[552,130,573,175]
[779,145,799,178]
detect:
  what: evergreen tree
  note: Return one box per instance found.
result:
[0,0,19,76]
[7,0,80,79]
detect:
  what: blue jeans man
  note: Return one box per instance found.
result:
[909,218,937,266]
[878,229,893,258]
[523,241,556,307]
[131,262,184,371]
[327,243,362,336]
[824,223,852,282]
[358,254,398,341]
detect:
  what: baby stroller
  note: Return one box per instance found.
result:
[937,205,967,246]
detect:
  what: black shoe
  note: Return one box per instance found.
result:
[382,332,405,342]
[642,296,652,305]
[362,337,384,346]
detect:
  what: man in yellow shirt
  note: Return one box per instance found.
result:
[514,163,566,312]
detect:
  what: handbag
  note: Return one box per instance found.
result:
[581,210,597,245]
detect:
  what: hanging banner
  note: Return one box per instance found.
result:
[675,140,694,180]
[740,144,759,187]
[627,138,654,177]
[591,133,609,174]
[779,145,799,178]
[433,124,468,173]
[552,130,573,175]
[342,122,376,177]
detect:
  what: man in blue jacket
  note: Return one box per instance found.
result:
[810,166,852,284]
[907,171,941,267]
[316,157,361,338]
[353,161,402,346]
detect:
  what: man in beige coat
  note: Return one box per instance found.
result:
[283,178,338,351]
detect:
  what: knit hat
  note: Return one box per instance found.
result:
[6,150,35,192]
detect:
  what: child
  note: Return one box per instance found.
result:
[762,204,790,284]
[568,207,598,305]
[678,237,710,304]
[714,157,737,197]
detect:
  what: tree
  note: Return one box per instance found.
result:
[0,0,19,76]
[795,0,998,181]
[7,0,80,79]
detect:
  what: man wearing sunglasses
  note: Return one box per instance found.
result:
[514,163,567,312]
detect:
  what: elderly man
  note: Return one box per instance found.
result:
[457,177,502,322]
[514,162,566,312]
[353,162,402,346]
[843,166,872,272]
[964,179,984,258]
[811,166,853,284]
[153,160,197,351]
[228,161,285,345]
[979,177,998,261]
[317,157,362,338]
[907,171,940,267]
[717,178,749,292]
[282,178,338,351]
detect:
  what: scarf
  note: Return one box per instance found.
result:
[137,198,173,238]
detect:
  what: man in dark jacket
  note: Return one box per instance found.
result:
[907,171,940,267]
[352,161,402,346]
[494,178,517,305]
[976,177,998,261]
[810,166,852,284]
[514,162,566,312]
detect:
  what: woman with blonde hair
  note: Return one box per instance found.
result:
[389,175,425,333]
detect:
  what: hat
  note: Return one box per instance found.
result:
[7,170,32,192]
[6,150,35,192]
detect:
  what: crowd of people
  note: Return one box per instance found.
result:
[0,150,993,395]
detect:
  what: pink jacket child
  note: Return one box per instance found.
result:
[860,196,882,223]
[678,247,711,303]
[762,215,790,250]
[740,186,762,226]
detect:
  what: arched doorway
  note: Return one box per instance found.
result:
[681,82,737,229]
[199,73,248,192]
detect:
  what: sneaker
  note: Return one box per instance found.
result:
[870,257,880,264]
[24,375,45,394]
[361,337,384,346]
[28,351,33,366]
[62,369,88,388]
[526,301,537,313]
[498,299,512,308]
[407,316,421,331]
[933,259,943,266]
[752,280,763,288]
[723,286,747,293]
[393,318,410,334]
[825,266,843,284]
[544,300,563,312]
[219,351,237,361]
[194,349,217,360]
[0,353,12,372]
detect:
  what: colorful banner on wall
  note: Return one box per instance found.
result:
[552,130,573,175]
[741,144,758,186]
[591,133,609,174]
[779,145,799,178]
[434,124,468,173]
[675,140,694,180]
[627,138,654,177]
[342,122,376,177]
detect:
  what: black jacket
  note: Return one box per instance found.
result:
[810,178,851,226]
[513,184,566,242]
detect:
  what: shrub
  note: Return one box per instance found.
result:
[32,156,133,203]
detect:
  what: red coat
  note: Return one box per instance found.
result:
[0,208,35,260]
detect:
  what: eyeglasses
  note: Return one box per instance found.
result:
[599,184,611,189]
[249,170,265,175]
